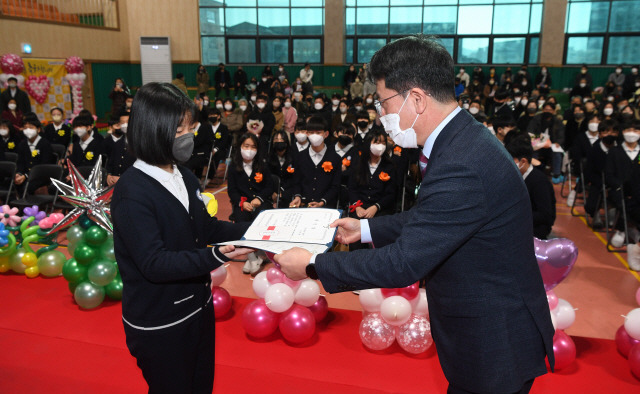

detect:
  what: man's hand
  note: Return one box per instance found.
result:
[274,247,313,281]
[289,196,302,208]
[330,218,361,244]
[219,245,253,261]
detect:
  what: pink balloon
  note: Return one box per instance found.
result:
[399,283,420,300]
[636,287,640,306]
[546,290,559,311]
[308,296,328,322]
[242,299,280,338]
[553,330,576,370]
[616,325,640,358]
[266,267,284,284]
[381,288,400,298]
[279,304,316,343]
[630,344,640,379]
[212,286,232,318]
[283,275,301,291]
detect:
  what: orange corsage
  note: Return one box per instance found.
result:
[379,172,390,182]
[342,157,351,167]
[322,161,333,173]
[286,165,295,174]
[394,146,402,154]
[254,172,263,183]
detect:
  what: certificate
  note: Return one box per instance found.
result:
[216,208,342,254]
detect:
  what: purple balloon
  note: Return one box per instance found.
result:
[242,299,280,338]
[279,304,316,343]
[534,237,578,291]
[308,296,329,322]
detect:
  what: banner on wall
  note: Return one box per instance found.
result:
[22,58,72,122]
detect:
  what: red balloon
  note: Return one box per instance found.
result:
[553,330,576,370]
[279,305,316,343]
[308,296,328,322]
[381,288,400,298]
[399,283,420,300]
[630,344,640,379]
[616,325,640,358]
[242,299,280,338]
[212,286,232,318]
[546,290,559,311]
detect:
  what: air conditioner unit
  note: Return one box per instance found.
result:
[140,37,172,85]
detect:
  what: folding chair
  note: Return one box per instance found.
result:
[271,174,281,207]
[4,152,18,163]
[604,178,629,253]
[11,164,63,212]
[223,146,234,183]
[0,161,17,204]
[202,150,215,190]
[560,160,573,199]
[570,159,588,218]
[50,143,67,164]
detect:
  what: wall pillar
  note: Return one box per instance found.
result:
[539,0,568,66]
[324,0,345,64]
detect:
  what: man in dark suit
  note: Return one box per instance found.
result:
[0,77,31,114]
[275,35,554,394]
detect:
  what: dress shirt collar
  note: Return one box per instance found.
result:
[79,134,94,150]
[28,135,41,148]
[334,142,353,157]
[309,145,327,160]
[296,141,309,151]
[522,164,534,180]
[134,159,182,184]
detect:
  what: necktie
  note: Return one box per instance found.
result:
[419,152,429,177]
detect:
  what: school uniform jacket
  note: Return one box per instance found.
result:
[227,163,274,207]
[211,123,231,159]
[291,146,342,207]
[16,137,54,175]
[524,167,557,231]
[107,138,136,177]
[585,141,610,186]
[605,144,640,195]
[192,123,214,158]
[43,123,72,147]
[69,137,104,168]
[268,152,295,198]
[347,160,397,213]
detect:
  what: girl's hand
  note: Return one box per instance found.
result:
[355,206,366,218]
[251,198,261,208]
[363,205,378,219]
[243,202,254,212]
[219,245,254,261]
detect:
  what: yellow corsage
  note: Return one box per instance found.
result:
[194,131,198,137]
[7,142,15,150]
[215,132,222,139]
[86,151,94,161]
[58,130,65,137]
[31,149,39,158]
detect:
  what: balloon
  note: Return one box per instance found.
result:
[396,314,433,354]
[74,242,97,265]
[624,308,640,340]
[252,271,270,298]
[359,288,384,312]
[100,238,115,260]
[294,279,320,307]
[210,265,227,287]
[282,276,301,291]
[25,266,39,278]
[87,260,117,286]
[308,296,328,322]
[534,237,578,291]
[265,283,295,313]
[380,296,412,326]
[241,299,280,338]
[554,299,576,330]
[37,250,66,277]
[413,288,429,318]
[105,277,123,300]
[550,309,557,331]
[552,330,576,370]
[0,256,10,273]
[21,252,37,267]
[9,248,27,274]
[84,225,107,246]
[615,325,640,358]
[62,258,87,283]
[266,267,284,284]
[67,224,85,244]
[630,344,640,379]
[546,290,559,311]
[68,281,79,293]
[381,288,400,298]
[212,286,232,318]
[398,283,420,300]
[279,304,316,343]
[636,287,640,306]
[359,312,396,351]
[73,281,105,309]
[78,215,94,229]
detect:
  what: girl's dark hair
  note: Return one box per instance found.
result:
[22,112,42,129]
[71,114,94,128]
[127,82,197,166]
[355,130,390,187]
[0,119,16,135]
[223,98,235,111]
[234,133,264,173]
[268,130,291,169]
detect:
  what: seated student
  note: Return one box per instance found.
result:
[585,119,619,228]
[204,108,231,180]
[42,107,71,147]
[104,112,128,159]
[507,136,556,239]
[289,116,342,208]
[290,119,309,162]
[14,113,54,193]
[349,97,364,116]
[606,120,640,248]
[493,116,517,146]
[184,108,214,178]
[68,114,104,169]
[566,113,601,206]
[331,100,355,132]
[106,115,135,186]
[250,94,276,137]
[0,119,21,154]
[353,110,373,148]
[1,99,23,130]
[527,102,565,183]
[267,130,294,208]
[245,112,270,155]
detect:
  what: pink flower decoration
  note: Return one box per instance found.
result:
[0,205,22,227]
[38,213,64,230]
[1,53,24,74]
[64,56,84,73]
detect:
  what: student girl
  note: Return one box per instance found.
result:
[268,130,294,207]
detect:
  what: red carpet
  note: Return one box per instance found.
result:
[0,274,639,393]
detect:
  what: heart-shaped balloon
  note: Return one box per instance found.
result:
[25,75,51,104]
[534,237,578,291]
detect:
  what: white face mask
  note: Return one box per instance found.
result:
[633,68,638,73]
[354,105,363,112]
[262,78,267,82]
[120,123,128,133]
[538,100,545,107]
[295,132,308,143]
[521,99,528,106]
[332,99,340,106]
[616,69,622,74]
[314,103,324,110]
[379,93,419,148]
[23,128,37,139]
[603,107,614,116]
[284,102,292,108]
[8,103,16,110]
[462,103,469,110]
[0,128,8,137]
[469,107,479,115]
[370,143,386,157]
[241,148,257,161]
[623,131,640,143]
[52,115,63,123]
[366,98,373,104]
[215,103,223,109]
[279,67,284,72]
[588,122,599,133]
[339,106,348,114]
[224,103,233,111]
[488,126,495,134]
[307,133,324,147]
[239,105,247,112]
[251,96,257,102]
[74,127,88,138]
[256,102,266,109]
[579,83,586,88]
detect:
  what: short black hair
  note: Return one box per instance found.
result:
[621,119,640,131]
[599,119,618,133]
[506,136,533,162]
[495,89,510,101]
[71,114,94,128]
[50,107,63,114]
[306,115,327,132]
[542,102,555,111]
[335,122,356,137]
[294,120,307,131]
[108,116,119,127]
[22,113,41,129]
[352,97,363,105]
[127,82,197,166]
[369,35,455,104]
[493,116,516,131]
[355,110,370,121]
[8,77,17,83]
[176,73,184,79]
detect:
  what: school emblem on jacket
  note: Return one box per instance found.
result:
[286,165,294,174]
[379,172,390,182]
[254,172,263,183]
[322,161,333,173]
[58,130,65,137]
[215,132,221,139]
[7,142,14,150]
[31,149,39,158]
[86,151,94,160]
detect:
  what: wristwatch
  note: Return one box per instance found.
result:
[305,262,318,280]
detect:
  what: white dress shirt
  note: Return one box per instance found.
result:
[134,159,189,212]
[623,143,640,161]
[79,134,94,151]
[243,161,253,177]
[522,164,534,181]
[309,145,327,166]
[369,159,380,175]
[296,141,309,152]
[334,142,353,158]
[27,135,41,153]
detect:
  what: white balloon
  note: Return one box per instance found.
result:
[209,265,227,288]
[294,279,320,307]
[264,283,294,313]
[380,295,412,326]
[550,308,557,331]
[359,288,384,312]
[624,308,640,340]
[412,288,429,318]
[554,299,576,330]
[252,271,270,298]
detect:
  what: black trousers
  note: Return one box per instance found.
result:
[447,378,535,394]
[124,302,215,394]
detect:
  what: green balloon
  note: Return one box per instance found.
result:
[9,248,27,274]
[73,281,105,309]
[62,258,87,283]
[105,277,123,300]
[74,242,97,265]
[84,226,107,246]
[78,215,94,230]
[67,242,78,257]
[100,237,115,261]
[88,260,117,287]
[68,281,79,294]
[37,251,67,277]
[66,225,85,244]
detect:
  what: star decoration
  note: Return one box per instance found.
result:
[46,156,114,235]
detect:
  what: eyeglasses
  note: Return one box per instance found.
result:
[374,90,407,116]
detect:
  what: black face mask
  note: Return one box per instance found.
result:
[338,135,353,146]
[622,113,634,120]
[602,135,617,145]
[527,107,537,115]
[209,116,219,123]
[113,129,123,137]
[357,121,369,130]
[542,113,553,122]
[574,113,585,121]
